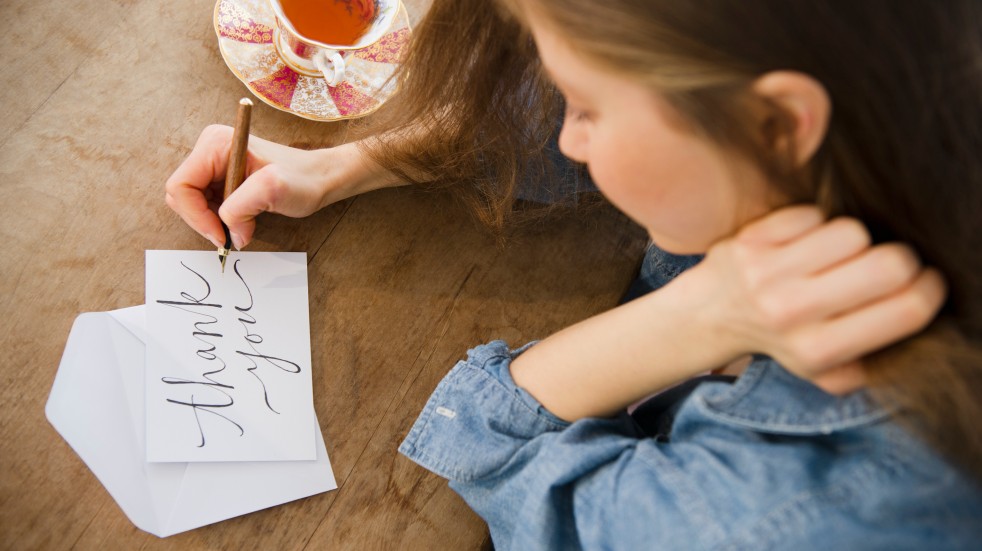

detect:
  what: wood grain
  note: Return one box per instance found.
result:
[0,0,138,148]
[0,0,647,549]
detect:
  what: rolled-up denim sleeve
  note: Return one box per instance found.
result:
[399,340,570,481]
[399,340,719,550]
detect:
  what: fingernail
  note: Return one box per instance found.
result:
[231,233,246,251]
[207,233,224,249]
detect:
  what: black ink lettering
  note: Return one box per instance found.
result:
[165,393,244,447]
[232,259,301,415]
[155,261,242,447]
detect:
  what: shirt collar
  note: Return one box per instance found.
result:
[695,358,891,435]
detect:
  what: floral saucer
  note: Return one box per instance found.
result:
[214,0,411,121]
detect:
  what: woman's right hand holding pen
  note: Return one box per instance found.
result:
[164,125,401,250]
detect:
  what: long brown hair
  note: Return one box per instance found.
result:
[349,0,566,229]
[354,0,982,480]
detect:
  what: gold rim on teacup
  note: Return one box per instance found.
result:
[268,0,402,84]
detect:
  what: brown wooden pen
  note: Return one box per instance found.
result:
[219,97,253,273]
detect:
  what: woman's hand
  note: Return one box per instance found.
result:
[511,204,945,421]
[164,125,399,249]
[688,205,947,394]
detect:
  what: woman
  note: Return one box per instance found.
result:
[166,0,982,547]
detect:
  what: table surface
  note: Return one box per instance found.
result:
[0,0,646,548]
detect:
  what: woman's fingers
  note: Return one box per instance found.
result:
[737,204,825,245]
[788,267,946,370]
[164,182,224,248]
[768,242,922,325]
[765,217,872,278]
[164,125,234,247]
[219,165,332,249]
[713,205,949,392]
[217,166,275,250]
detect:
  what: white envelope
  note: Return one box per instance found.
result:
[45,306,337,538]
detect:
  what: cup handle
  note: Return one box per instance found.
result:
[314,50,346,87]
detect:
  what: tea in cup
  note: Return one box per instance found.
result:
[269,0,400,86]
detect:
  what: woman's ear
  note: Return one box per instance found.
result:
[752,71,831,166]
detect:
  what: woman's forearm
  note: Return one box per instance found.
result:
[509,269,735,422]
[315,140,407,208]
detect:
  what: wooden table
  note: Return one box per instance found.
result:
[0,0,646,548]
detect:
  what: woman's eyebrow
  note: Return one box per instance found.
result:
[541,67,590,103]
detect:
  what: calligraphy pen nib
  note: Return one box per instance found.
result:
[219,223,232,273]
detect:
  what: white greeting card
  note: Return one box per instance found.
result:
[145,251,315,462]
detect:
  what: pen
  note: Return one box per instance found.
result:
[219,97,253,273]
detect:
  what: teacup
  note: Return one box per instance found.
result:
[269,0,401,86]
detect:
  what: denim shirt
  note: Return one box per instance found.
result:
[399,247,982,550]
[399,344,982,550]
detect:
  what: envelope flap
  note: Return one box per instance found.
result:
[107,305,148,343]
[46,312,165,535]
[103,307,190,531]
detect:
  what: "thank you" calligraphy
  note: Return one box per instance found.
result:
[145,251,315,463]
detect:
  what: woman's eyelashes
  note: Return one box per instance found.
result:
[566,105,593,123]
